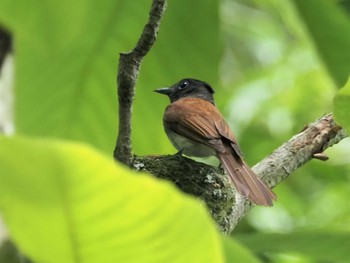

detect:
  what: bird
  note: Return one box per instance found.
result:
[155,78,276,206]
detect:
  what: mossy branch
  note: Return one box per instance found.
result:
[131,114,347,234]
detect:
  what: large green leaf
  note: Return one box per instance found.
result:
[0,136,223,263]
[0,0,219,155]
[236,232,350,262]
[334,76,350,134]
[0,0,124,152]
[293,0,350,86]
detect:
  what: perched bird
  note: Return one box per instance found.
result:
[155,78,276,206]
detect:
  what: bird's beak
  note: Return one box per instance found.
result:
[154,87,171,95]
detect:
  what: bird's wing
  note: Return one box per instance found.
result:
[164,98,242,155]
[213,116,243,158]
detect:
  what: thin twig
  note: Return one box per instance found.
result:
[114,0,167,165]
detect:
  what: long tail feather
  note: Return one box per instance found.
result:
[217,147,276,206]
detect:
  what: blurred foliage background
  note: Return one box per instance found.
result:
[219,0,350,234]
[217,1,350,261]
[0,0,349,262]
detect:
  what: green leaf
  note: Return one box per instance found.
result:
[236,232,350,262]
[222,237,261,263]
[293,0,350,86]
[0,0,123,152]
[0,0,219,155]
[0,135,223,263]
[334,76,350,134]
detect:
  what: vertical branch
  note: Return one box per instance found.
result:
[0,27,12,71]
[0,27,13,135]
[114,0,167,165]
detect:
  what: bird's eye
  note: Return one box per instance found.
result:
[179,81,189,90]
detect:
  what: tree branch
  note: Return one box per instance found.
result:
[114,0,167,165]
[0,27,12,72]
[131,113,347,234]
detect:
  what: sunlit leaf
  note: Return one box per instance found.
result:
[0,135,223,263]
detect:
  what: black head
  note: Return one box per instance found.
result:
[155,78,215,104]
